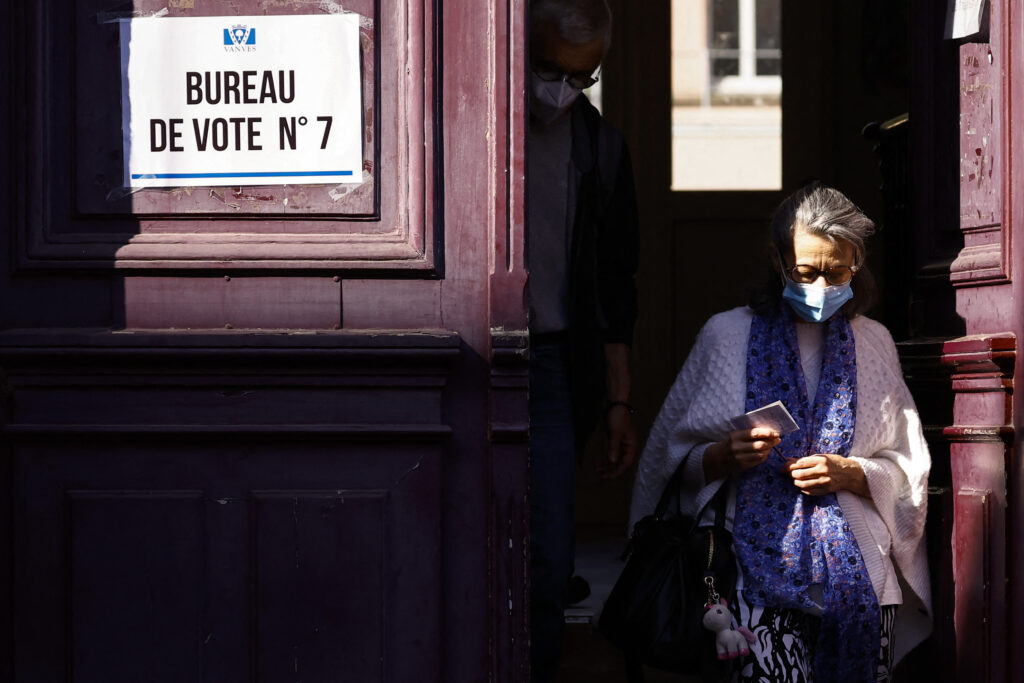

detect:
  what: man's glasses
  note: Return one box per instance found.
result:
[533,66,599,90]
[785,264,858,286]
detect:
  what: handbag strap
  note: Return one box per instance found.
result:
[651,454,690,519]
[711,480,728,533]
[651,446,730,528]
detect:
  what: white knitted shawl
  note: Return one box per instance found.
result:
[630,307,933,663]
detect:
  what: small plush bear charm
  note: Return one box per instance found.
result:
[702,599,756,660]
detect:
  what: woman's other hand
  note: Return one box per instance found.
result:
[783,454,871,497]
[703,428,781,480]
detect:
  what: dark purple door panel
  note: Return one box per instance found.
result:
[12,441,442,683]
[1,0,529,677]
[69,491,206,682]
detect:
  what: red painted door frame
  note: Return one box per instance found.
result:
[945,1,1023,680]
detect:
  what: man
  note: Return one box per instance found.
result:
[527,1,639,680]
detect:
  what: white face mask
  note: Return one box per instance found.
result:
[530,74,582,124]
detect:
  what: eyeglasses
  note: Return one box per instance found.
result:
[532,66,600,90]
[784,264,858,286]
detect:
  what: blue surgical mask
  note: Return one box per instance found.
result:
[782,280,853,322]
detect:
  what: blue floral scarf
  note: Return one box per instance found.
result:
[733,305,880,683]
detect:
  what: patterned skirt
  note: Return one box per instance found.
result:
[728,588,898,683]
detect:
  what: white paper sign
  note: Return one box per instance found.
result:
[946,0,987,39]
[120,15,363,187]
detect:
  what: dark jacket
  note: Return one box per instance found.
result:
[566,96,639,445]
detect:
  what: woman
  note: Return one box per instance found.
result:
[630,184,931,682]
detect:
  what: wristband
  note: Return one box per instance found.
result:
[606,400,637,416]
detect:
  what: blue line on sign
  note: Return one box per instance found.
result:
[131,171,354,179]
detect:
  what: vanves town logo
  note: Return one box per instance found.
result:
[223,25,256,52]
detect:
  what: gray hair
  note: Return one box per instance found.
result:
[531,0,612,46]
[749,183,879,317]
[769,183,876,267]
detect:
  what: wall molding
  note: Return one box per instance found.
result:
[10,0,440,273]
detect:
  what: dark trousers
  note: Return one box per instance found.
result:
[529,340,576,683]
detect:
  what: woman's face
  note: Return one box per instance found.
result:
[780,227,858,287]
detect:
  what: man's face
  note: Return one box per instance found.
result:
[530,23,604,84]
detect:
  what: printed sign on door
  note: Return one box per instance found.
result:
[120,14,363,187]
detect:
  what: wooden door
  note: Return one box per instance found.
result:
[597,2,966,680]
[591,0,911,531]
[0,1,529,681]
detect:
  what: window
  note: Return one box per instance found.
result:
[671,0,781,190]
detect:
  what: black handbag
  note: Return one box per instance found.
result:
[598,460,736,681]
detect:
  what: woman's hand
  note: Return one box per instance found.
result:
[703,428,781,481]
[783,454,871,497]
